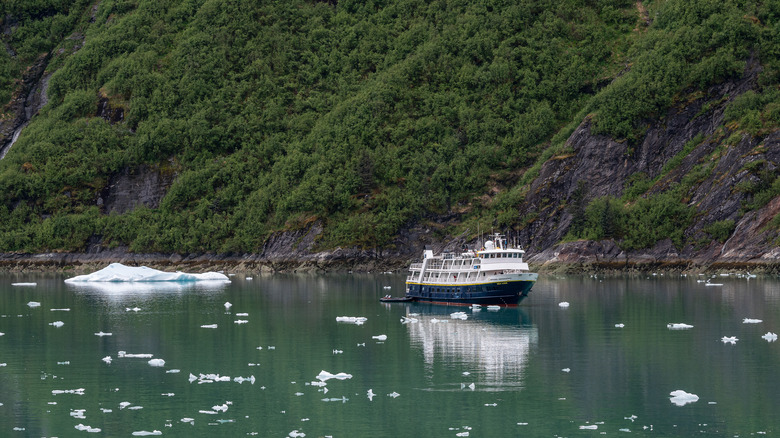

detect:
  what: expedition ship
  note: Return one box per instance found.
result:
[399,233,537,305]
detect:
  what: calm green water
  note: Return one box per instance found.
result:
[1,272,779,437]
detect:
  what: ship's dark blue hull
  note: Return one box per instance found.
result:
[405,280,535,306]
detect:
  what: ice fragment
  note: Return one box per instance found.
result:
[316,370,353,381]
[743,318,762,324]
[558,302,570,308]
[200,324,218,329]
[669,390,699,406]
[762,332,778,342]
[336,316,367,325]
[721,336,738,344]
[27,301,41,308]
[131,431,162,436]
[148,358,165,367]
[372,334,387,341]
[75,424,101,433]
[13,283,37,287]
[667,323,694,330]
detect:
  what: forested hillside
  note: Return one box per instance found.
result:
[0,0,778,267]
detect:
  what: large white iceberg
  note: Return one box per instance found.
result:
[65,263,230,283]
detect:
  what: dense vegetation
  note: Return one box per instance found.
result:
[0,0,778,254]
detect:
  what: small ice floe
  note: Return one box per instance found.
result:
[372,334,387,341]
[743,318,763,324]
[126,307,141,312]
[119,402,132,409]
[51,308,70,311]
[450,312,468,320]
[131,431,162,436]
[234,320,249,324]
[245,277,253,281]
[27,301,41,308]
[333,349,343,354]
[367,389,375,401]
[669,390,699,406]
[487,305,501,311]
[288,430,305,437]
[721,336,738,344]
[321,396,348,403]
[166,369,180,373]
[0,332,4,336]
[58,361,70,365]
[212,403,229,412]
[316,370,353,381]
[485,403,498,407]
[387,391,400,398]
[456,432,469,437]
[705,280,723,286]
[460,383,475,391]
[148,358,165,367]
[224,302,232,310]
[400,316,418,324]
[233,376,255,384]
[52,388,85,395]
[579,425,598,430]
[70,409,86,418]
[383,286,391,289]
[94,331,112,336]
[181,418,195,425]
[200,324,218,329]
[356,342,365,347]
[471,304,482,311]
[667,323,694,330]
[13,283,37,287]
[118,351,153,358]
[49,321,64,328]
[615,323,625,328]
[336,316,367,325]
[558,302,570,308]
[100,408,112,413]
[162,393,175,397]
[462,371,470,376]
[762,332,778,342]
[562,368,571,373]
[430,318,448,323]
[236,312,249,316]
[74,424,101,433]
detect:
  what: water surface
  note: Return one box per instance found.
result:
[0,272,778,436]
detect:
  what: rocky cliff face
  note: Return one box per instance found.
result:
[517,58,779,270]
[0,53,50,159]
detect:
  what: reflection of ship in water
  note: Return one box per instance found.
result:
[405,305,538,385]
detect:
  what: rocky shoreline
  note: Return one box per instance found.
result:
[1,242,777,275]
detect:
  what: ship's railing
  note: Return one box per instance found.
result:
[409,263,423,270]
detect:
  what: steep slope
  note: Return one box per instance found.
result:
[0,0,778,272]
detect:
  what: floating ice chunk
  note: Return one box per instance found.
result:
[167,369,180,374]
[118,352,154,358]
[372,334,387,341]
[487,305,501,311]
[236,313,249,316]
[332,349,343,354]
[212,403,229,412]
[126,307,141,312]
[743,318,762,324]
[94,331,112,336]
[288,431,305,437]
[224,302,232,310]
[367,389,375,401]
[52,388,85,395]
[234,320,249,324]
[13,283,37,287]
[65,263,230,283]
[233,376,255,384]
[669,390,699,406]
[309,381,327,387]
[383,286,391,289]
[579,425,598,430]
[316,370,353,381]
[0,332,4,336]
[119,402,132,409]
[148,358,165,367]
[75,424,101,433]
[58,361,70,365]
[245,277,253,280]
[558,302,570,308]
[456,432,470,437]
[762,332,778,342]
[51,308,70,311]
[562,368,571,373]
[27,301,41,308]
[336,316,367,325]
[615,323,625,328]
[128,406,143,410]
[667,323,694,330]
[400,316,418,324]
[49,321,64,327]
[101,408,112,413]
[181,418,195,425]
[131,431,162,436]
[619,428,631,432]
[162,393,174,397]
[450,312,468,320]
[387,392,400,398]
[462,372,470,376]
[71,409,86,418]
[721,336,738,344]
[485,403,498,406]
